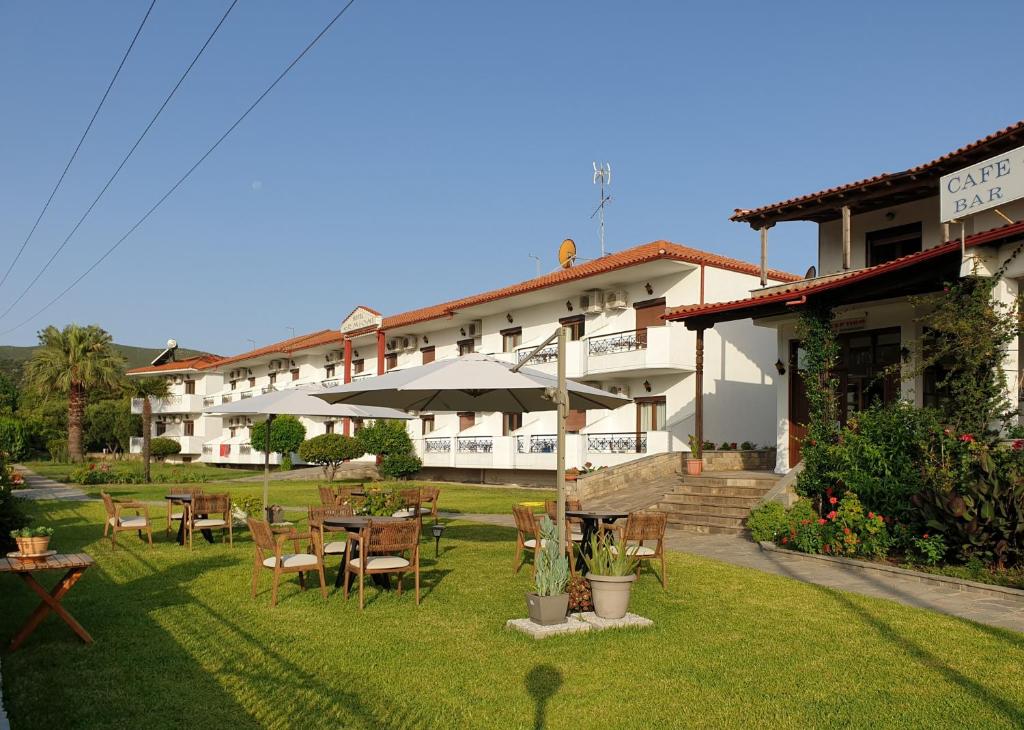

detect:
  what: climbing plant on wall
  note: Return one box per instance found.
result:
[794,304,841,503]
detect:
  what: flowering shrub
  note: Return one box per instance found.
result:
[776,493,890,560]
[746,502,786,542]
[912,533,947,566]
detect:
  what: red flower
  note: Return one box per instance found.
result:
[829,496,838,505]
[868,512,874,519]
[827,511,837,520]
[843,527,851,535]
[923,533,929,539]
[818,518,827,525]
[959,433,975,443]
[781,537,788,544]
[825,486,833,496]
[823,544,831,553]
[1014,440,1024,451]
[801,519,809,525]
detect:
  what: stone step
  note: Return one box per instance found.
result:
[671,483,771,499]
[661,492,763,509]
[659,509,746,529]
[666,519,748,536]
[679,474,778,489]
[656,501,751,520]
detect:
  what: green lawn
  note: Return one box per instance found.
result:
[2,501,1023,729]
[23,460,239,483]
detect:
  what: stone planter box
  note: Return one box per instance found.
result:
[702,449,776,471]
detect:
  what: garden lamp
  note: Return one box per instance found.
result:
[431,523,446,557]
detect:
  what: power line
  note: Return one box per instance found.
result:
[0,0,360,337]
[0,0,158,291]
[0,0,239,321]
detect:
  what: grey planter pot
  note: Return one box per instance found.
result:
[587,573,636,619]
[526,592,569,626]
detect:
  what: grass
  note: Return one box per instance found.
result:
[23,460,239,484]
[2,500,1024,729]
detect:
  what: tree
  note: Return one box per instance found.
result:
[250,415,307,463]
[0,417,28,461]
[356,419,414,458]
[85,399,138,455]
[0,372,18,415]
[298,433,365,480]
[23,325,125,463]
[125,377,170,482]
[149,437,181,460]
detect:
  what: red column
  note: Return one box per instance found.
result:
[342,337,353,436]
[376,330,386,375]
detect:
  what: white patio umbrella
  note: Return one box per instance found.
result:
[204,388,409,518]
[314,343,631,552]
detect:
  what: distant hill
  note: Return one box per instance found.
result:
[0,343,212,383]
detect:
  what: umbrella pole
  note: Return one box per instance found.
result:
[263,414,275,522]
[556,326,567,556]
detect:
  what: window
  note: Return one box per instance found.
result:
[325,364,335,379]
[458,412,476,431]
[636,396,667,432]
[421,347,435,365]
[353,359,364,374]
[291,368,300,381]
[184,380,196,395]
[268,373,277,386]
[866,222,922,267]
[501,327,522,353]
[352,418,364,433]
[385,353,398,370]
[183,420,194,437]
[325,421,335,434]
[421,415,435,435]
[559,315,585,341]
[835,327,901,422]
[503,412,523,435]
[229,427,237,438]
[249,377,256,388]
[231,380,237,391]
[156,421,166,436]
[458,339,475,356]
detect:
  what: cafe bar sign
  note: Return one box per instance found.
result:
[940,143,1024,222]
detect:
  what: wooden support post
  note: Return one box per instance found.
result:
[695,328,705,459]
[841,205,852,270]
[342,338,352,436]
[759,227,768,287]
[376,330,386,375]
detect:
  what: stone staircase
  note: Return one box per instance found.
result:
[655,471,778,535]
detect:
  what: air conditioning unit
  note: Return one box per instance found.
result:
[605,382,631,398]
[580,289,604,314]
[386,338,401,352]
[269,359,282,372]
[604,289,629,310]
[289,360,296,368]
[325,351,340,364]
[461,319,483,338]
[245,417,253,426]
[245,368,253,376]
[173,416,182,424]
[173,376,183,385]
[400,334,418,351]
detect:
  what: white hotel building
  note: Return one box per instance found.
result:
[128,240,798,482]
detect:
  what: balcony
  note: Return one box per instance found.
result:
[515,340,587,379]
[240,390,253,400]
[516,434,556,454]
[321,378,340,388]
[586,432,646,454]
[585,325,693,377]
[130,394,204,415]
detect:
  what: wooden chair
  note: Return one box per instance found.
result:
[611,511,668,589]
[166,487,204,537]
[101,492,153,550]
[419,487,440,523]
[247,518,326,607]
[337,486,365,510]
[185,493,233,550]
[318,485,339,506]
[544,499,584,542]
[512,505,575,577]
[392,488,422,521]
[308,504,354,580]
[343,519,421,610]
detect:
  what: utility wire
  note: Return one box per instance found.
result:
[0,0,158,291]
[0,0,239,321]
[0,0,360,337]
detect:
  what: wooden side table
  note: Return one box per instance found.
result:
[1,552,94,652]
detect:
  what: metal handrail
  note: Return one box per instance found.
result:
[587,328,647,355]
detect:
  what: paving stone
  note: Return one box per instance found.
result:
[505,615,592,639]
[576,612,654,630]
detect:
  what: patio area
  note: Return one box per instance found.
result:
[2,496,1023,729]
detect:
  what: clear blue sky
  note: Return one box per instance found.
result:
[1,1,1021,353]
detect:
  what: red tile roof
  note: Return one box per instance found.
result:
[665,220,1024,324]
[213,329,344,368]
[732,120,1024,225]
[127,355,222,375]
[382,241,800,329]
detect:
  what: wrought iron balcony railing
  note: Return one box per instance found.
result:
[240,391,253,400]
[240,444,252,456]
[516,434,557,454]
[424,437,452,453]
[517,345,558,364]
[456,436,493,453]
[221,394,233,404]
[321,379,339,388]
[202,397,215,407]
[587,329,647,356]
[586,432,646,454]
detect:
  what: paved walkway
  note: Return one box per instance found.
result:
[11,467,91,501]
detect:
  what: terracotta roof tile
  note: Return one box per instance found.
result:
[732,120,1024,224]
[214,329,344,368]
[127,355,222,375]
[382,241,800,329]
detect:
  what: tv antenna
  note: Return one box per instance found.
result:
[528,253,541,277]
[592,162,612,257]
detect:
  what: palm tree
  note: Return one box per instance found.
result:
[125,377,170,482]
[24,325,125,463]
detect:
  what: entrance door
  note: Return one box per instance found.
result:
[788,341,809,468]
[635,396,666,453]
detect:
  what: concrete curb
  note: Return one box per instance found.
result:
[759,541,1024,603]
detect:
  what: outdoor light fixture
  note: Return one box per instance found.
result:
[566,300,573,312]
[460,327,467,337]
[774,358,786,375]
[645,282,654,295]
[422,336,429,344]
[643,380,652,392]
[431,523,446,557]
[506,313,514,323]
[353,350,360,358]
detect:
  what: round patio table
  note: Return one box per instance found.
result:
[322,515,410,589]
[164,494,214,546]
[565,509,627,572]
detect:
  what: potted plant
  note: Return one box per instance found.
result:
[685,435,703,475]
[565,467,580,482]
[10,526,54,556]
[583,533,639,619]
[525,517,570,625]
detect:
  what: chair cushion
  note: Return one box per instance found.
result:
[610,544,656,557]
[417,507,432,515]
[570,532,584,542]
[324,541,347,555]
[263,553,319,569]
[391,508,417,518]
[523,538,549,549]
[193,518,226,528]
[349,555,410,570]
[110,516,147,528]
[170,512,184,521]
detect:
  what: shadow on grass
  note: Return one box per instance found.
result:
[525,664,562,730]
[767,553,1024,726]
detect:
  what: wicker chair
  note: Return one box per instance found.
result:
[611,511,668,588]
[512,505,575,577]
[392,487,422,520]
[544,499,584,542]
[185,493,233,550]
[166,487,205,537]
[308,504,354,581]
[318,485,339,506]
[101,492,153,550]
[336,486,365,510]
[418,487,440,523]
[247,518,326,607]
[343,519,421,610]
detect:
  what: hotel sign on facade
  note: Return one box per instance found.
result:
[339,306,382,334]
[940,144,1024,222]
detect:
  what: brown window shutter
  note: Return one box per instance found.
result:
[634,298,667,329]
[565,409,586,433]
[421,346,435,365]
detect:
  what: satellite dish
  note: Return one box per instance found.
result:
[558,238,577,269]
[803,265,817,279]
[166,338,178,349]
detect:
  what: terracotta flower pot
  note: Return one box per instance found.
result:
[526,592,569,626]
[587,573,636,619]
[685,458,703,476]
[15,536,50,557]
